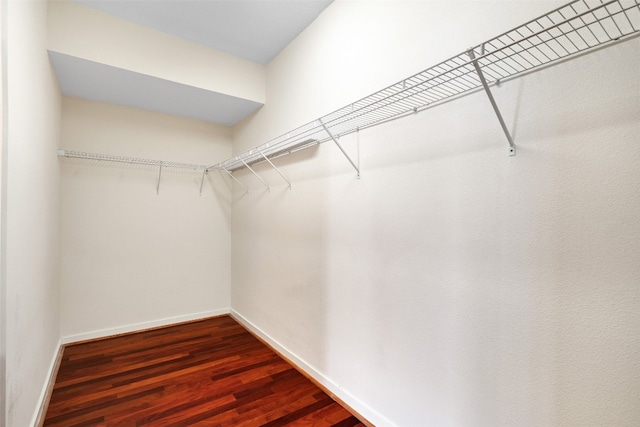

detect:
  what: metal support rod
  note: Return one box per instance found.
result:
[319,119,360,178]
[356,128,360,172]
[156,164,163,195]
[221,168,249,194]
[258,150,291,190]
[467,46,516,156]
[199,169,207,195]
[240,158,270,192]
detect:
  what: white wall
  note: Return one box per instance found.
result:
[2,1,62,426]
[59,97,232,341]
[231,1,640,426]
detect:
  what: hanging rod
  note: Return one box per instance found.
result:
[211,0,640,173]
[57,149,210,195]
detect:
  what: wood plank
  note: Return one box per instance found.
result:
[44,315,369,426]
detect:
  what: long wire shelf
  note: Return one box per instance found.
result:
[211,0,640,176]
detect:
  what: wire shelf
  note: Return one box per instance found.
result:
[58,149,208,171]
[212,0,640,172]
[57,149,212,194]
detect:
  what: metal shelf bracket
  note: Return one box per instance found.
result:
[259,150,292,190]
[199,169,207,195]
[240,157,271,192]
[467,45,516,156]
[221,168,249,194]
[156,164,163,195]
[319,119,360,178]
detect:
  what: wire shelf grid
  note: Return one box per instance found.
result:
[57,149,209,171]
[213,0,640,173]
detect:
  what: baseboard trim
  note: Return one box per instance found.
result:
[230,309,393,427]
[31,339,64,427]
[61,309,230,345]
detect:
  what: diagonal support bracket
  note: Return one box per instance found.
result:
[199,169,207,195]
[319,119,360,178]
[258,150,291,190]
[468,45,516,156]
[220,167,249,194]
[240,157,270,192]
[156,164,163,195]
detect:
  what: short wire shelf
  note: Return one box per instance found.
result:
[57,149,210,194]
[57,149,208,170]
[211,0,640,173]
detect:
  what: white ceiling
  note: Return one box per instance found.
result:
[74,0,334,65]
[50,0,333,126]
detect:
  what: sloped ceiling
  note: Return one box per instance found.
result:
[49,0,333,126]
[49,51,264,127]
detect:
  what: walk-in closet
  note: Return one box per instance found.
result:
[2,1,639,426]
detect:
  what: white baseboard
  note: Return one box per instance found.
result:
[61,308,229,344]
[31,338,63,427]
[230,309,394,427]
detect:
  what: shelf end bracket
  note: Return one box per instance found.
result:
[319,119,360,178]
[467,46,516,157]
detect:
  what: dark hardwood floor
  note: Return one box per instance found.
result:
[44,315,367,426]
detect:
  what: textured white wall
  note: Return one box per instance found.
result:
[231,1,640,426]
[3,1,62,426]
[59,97,232,341]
